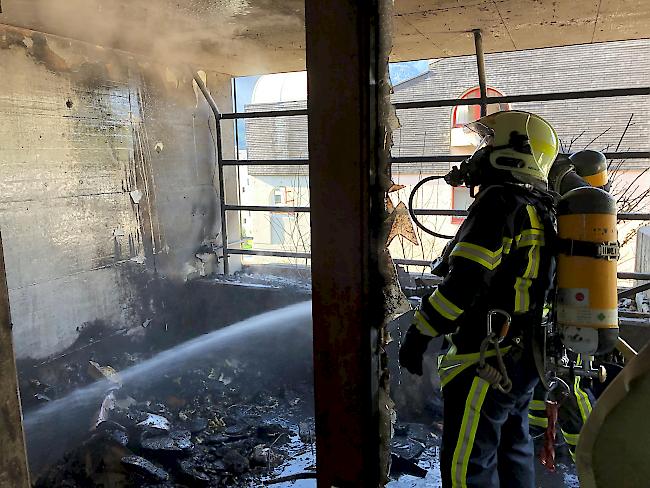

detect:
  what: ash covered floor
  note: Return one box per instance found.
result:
[33,362,317,487]
[22,294,582,487]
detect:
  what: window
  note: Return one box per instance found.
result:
[273,188,284,205]
[451,186,473,224]
[450,87,510,155]
[270,214,286,245]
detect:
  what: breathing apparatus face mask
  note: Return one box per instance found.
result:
[444,135,494,191]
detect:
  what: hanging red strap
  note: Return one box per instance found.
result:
[538,400,559,471]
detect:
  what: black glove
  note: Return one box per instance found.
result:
[398,324,433,376]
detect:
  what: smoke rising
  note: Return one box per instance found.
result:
[0,0,305,75]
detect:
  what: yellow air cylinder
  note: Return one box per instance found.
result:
[569,150,609,189]
[556,186,619,354]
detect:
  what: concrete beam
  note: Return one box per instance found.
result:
[0,232,30,487]
[306,1,388,486]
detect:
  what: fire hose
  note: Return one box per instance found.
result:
[407,175,456,240]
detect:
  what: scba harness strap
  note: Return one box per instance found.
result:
[556,238,620,261]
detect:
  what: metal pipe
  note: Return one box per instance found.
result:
[393,258,432,266]
[222,158,309,166]
[617,213,650,221]
[193,73,222,121]
[409,209,647,220]
[227,248,311,259]
[391,151,650,165]
[412,208,469,216]
[394,258,650,281]
[393,87,650,111]
[225,204,310,213]
[618,282,650,299]
[619,310,650,319]
[192,72,229,275]
[222,87,650,118]
[220,88,650,120]
[618,272,650,280]
[225,204,646,220]
[221,108,308,120]
[226,153,646,166]
[473,29,488,117]
[232,79,240,162]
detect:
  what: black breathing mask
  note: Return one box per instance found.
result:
[444,146,493,195]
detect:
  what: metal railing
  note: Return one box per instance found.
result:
[193,37,650,278]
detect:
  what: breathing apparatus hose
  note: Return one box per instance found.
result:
[407,175,456,240]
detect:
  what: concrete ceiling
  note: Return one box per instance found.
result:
[392,0,650,60]
[0,0,648,75]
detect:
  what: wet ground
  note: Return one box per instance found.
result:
[24,298,582,487]
[32,359,317,487]
[255,419,580,488]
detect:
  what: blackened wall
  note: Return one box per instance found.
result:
[0,25,237,359]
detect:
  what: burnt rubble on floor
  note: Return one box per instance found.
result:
[33,356,316,487]
[389,422,441,479]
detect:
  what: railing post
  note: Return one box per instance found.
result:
[192,73,229,275]
[473,29,488,117]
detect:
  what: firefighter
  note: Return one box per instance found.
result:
[399,110,560,488]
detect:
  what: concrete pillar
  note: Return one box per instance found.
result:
[0,232,30,486]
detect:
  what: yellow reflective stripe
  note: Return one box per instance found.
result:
[562,430,580,446]
[526,205,543,229]
[452,377,490,488]
[439,347,511,388]
[413,310,440,338]
[563,429,580,460]
[514,277,532,313]
[439,362,475,388]
[523,244,541,279]
[429,289,464,321]
[515,229,545,248]
[574,376,592,423]
[528,414,548,428]
[451,242,503,270]
[529,400,546,411]
[514,232,541,313]
[502,237,513,255]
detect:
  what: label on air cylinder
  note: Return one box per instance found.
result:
[557,288,618,327]
[557,288,590,307]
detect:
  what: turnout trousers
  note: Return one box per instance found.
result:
[440,353,539,488]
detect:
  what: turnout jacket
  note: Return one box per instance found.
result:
[415,183,555,353]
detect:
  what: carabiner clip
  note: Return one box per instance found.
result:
[487,309,512,344]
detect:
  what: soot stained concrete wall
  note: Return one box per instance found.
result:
[0,24,237,360]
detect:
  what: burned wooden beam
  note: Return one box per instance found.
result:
[306,0,390,486]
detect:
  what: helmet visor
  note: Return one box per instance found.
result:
[464,120,494,154]
[465,119,495,139]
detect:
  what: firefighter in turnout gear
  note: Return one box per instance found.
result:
[399,111,560,488]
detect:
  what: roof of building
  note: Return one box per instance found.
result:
[244,39,650,175]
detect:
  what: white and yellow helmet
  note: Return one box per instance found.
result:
[466,110,560,189]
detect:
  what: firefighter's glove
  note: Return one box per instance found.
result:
[398,324,432,376]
